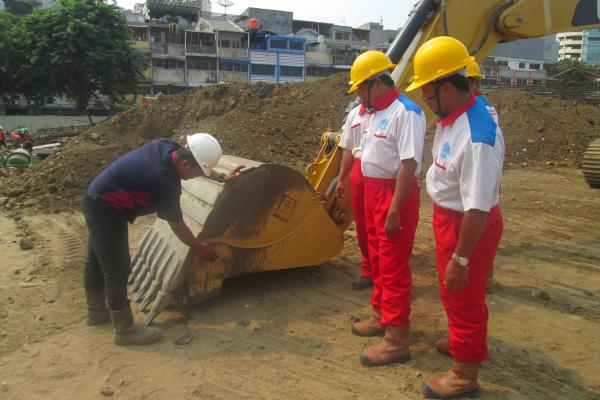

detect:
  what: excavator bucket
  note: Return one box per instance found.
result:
[129,142,350,325]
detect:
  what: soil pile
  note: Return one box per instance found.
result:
[0,74,352,213]
[1,76,600,214]
[486,89,600,167]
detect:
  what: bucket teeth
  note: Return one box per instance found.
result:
[134,244,168,302]
[137,251,174,310]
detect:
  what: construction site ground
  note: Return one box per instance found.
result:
[0,75,599,399]
[0,167,598,399]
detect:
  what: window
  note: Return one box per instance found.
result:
[187,58,216,70]
[219,61,248,72]
[289,41,304,51]
[280,66,303,77]
[132,32,147,41]
[270,39,288,49]
[221,39,230,48]
[335,32,350,41]
[165,60,184,69]
[152,59,165,68]
[496,60,508,67]
[516,78,528,86]
[529,63,541,70]
[500,77,512,85]
[519,62,526,69]
[532,79,544,86]
[252,64,276,75]
[306,65,336,77]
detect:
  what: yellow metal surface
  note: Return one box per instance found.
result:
[130,155,345,323]
[394,0,600,123]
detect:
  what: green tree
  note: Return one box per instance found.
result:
[0,12,17,100]
[549,58,595,75]
[51,0,142,123]
[11,10,61,113]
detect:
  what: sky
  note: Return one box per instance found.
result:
[115,0,417,30]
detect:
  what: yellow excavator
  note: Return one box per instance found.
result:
[130,0,600,324]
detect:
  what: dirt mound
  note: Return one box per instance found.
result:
[2,78,600,214]
[0,74,352,213]
[486,89,600,167]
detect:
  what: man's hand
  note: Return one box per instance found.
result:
[224,165,245,183]
[194,241,217,261]
[444,258,468,291]
[384,209,401,238]
[336,180,345,200]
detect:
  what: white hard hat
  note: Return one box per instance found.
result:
[186,133,222,176]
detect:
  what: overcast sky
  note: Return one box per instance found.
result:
[115,0,417,30]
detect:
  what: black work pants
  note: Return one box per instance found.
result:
[82,196,131,311]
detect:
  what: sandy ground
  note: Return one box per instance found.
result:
[0,167,599,400]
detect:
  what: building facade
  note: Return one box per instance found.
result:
[481,56,548,87]
[557,31,584,61]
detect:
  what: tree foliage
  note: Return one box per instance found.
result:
[549,58,596,75]
[1,0,142,121]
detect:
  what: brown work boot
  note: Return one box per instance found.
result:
[110,304,161,346]
[352,275,373,290]
[86,289,111,326]
[435,337,450,356]
[422,359,481,398]
[359,324,411,367]
[351,308,384,337]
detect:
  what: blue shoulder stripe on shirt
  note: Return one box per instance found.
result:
[467,97,497,147]
[397,94,423,115]
[477,94,492,107]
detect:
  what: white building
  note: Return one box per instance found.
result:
[557,31,584,61]
[0,1,5,11]
[490,56,547,86]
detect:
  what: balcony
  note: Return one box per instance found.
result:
[151,43,185,57]
[332,54,356,66]
[306,51,332,65]
[152,68,185,84]
[130,40,150,52]
[186,44,217,55]
[219,48,249,59]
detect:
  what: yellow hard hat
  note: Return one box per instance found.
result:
[347,50,396,93]
[466,61,482,79]
[406,36,475,92]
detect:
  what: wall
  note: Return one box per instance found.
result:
[306,51,332,65]
[218,71,248,83]
[152,69,185,84]
[187,70,217,86]
[0,116,108,132]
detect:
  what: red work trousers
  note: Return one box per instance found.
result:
[350,158,370,277]
[433,204,503,362]
[365,177,420,327]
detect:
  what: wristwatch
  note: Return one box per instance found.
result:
[452,252,469,267]
[218,172,226,183]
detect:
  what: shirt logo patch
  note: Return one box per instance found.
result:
[440,142,451,160]
[378,118,390,131]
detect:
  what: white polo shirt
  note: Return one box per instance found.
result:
[339,104,369,158]
[426,96,505,212]
[361,93,426,179]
